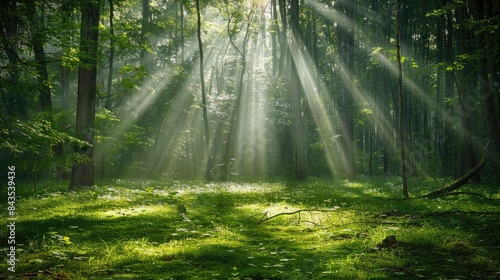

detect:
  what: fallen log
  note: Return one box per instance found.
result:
[421,141,489,198]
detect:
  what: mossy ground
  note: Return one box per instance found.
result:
[1,176,499,279]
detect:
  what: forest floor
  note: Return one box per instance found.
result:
[0,176,499,279]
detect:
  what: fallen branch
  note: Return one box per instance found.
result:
[257,208,349,224]
[420,141,489,198]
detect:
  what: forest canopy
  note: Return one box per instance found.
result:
[1,0,499,190]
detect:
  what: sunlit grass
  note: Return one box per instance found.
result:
[1,178,498,279]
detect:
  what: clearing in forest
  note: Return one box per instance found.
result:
[1,177,499,279]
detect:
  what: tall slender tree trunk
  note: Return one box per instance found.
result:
[290,0,306,180]
[70,0,100,188]
[278,0,287,77]
[271,0,278,76]
[396,0,409,198]
[434,0,444,176]
[33,41,52,110]
[180,1,185,63]
[456,5,480,181]
[336,0,356,178]
[99,0,115,179]
[221,8,253,180]
[442,3,455,177]
[105,0,114,111]
[60,65,71,109]
[381,2,391,175]
[196,0,209,151]
[140,0,151,73]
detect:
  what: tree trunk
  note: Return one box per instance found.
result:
[278,0,287,77]
[475,0,500,176]
[33,41,52,110]
[442,2,455,177]
[99,0,115,179]
[26,3,50,107]
[381,2,391,175]
[456,5,480,181]
[70,0,100,188]
[195,0,209,150]
[0,1,28,119]
[290,0,306,180]
[396,0,408,198]
[336,0,356,179]
[180,0,184,63]
[140,0,151,73]
[221,8,252,180]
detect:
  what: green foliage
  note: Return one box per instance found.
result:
[0,111,89,178]
[94,108,153,177]
[118,65,147,90]
[426,0,467,18]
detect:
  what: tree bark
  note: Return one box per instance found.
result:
[33,38,52,110]
[396,0,409,198]
[195,0,210,150]
[475,0,500,176]
[442,1,454,177]
[336,0,356,179]
[26,0,52,110]
[278,0,287,77]
[290,0,307,180]
[70,0,100,188]
[456,4,480,181]
[140,0,151,73]
[0,1,28,119]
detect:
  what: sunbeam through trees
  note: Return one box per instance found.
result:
[1,1,500,278]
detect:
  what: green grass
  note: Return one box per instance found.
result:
[1,176,499,279]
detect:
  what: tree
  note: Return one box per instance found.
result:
[70,0,101,188]
[336,0,356,179]
[28,1,52,111]
[220,0,255,180]
[140,0,151,73]
[196,0,210,150]
[0,0,29,119]
[474,0,500,176]
[290,0,307,180]
[396,0,409,198]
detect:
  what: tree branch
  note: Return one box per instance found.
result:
[420,141,490,198]
[257,208,348,224]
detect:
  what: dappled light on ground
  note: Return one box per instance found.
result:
[2,178,498,279]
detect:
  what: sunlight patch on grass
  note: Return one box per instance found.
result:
[97,205,172,219]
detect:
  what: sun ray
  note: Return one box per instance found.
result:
[288,33,346,175]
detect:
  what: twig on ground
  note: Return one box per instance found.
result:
[257,209,350,224]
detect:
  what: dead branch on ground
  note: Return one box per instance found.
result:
[257,208,351,224]
[420,141,489,199]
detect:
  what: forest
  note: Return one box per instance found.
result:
[0,0,499,279]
